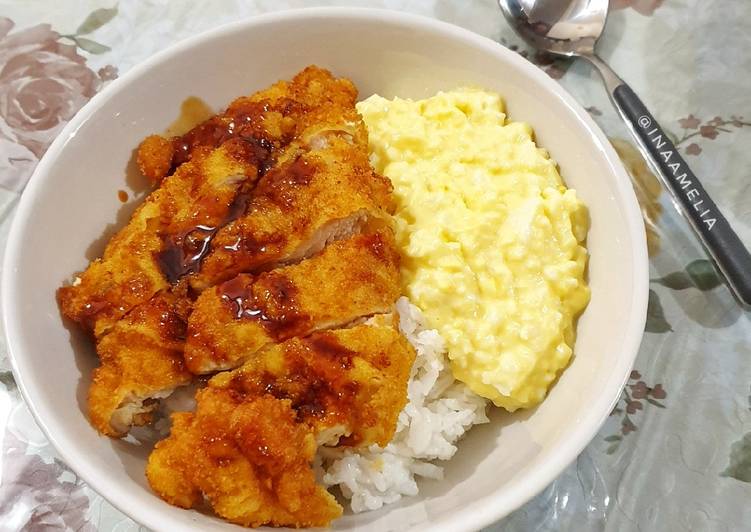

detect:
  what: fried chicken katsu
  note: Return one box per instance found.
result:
[136,66,366,185]
[147,320,415,528]
[190,132,393,291]
[88,289,192,437]
[60,66,416,527]
[185,229,401,374]
[59,66,366,338]
[62,67,377,425]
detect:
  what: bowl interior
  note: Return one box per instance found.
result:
[3,9,646,532]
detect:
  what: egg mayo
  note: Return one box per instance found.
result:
[357,89,590,411]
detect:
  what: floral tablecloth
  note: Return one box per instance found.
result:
[1,1,750,530]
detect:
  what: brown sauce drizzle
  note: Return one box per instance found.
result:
[155,137,274,284]
[262,153,313,185]
[224,333,363,432]
[291,374,360,423]
[217,276,262,320]
[260,156,316,208]
[289,336,360,422]
[217,274,308,338]
[245,137,276,176]
[284,156,315,187]
[157,225,217,284]
[170,101,273,169]
[254,275,303,335]
[250,367,360,424]
[164,97,214,138]
[309,335,355,370]
[226,190,252,224]
[292,378,332,419]
[217,158,315,257]
[221,232,285,257]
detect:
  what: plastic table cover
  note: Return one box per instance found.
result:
[0,1,749,530]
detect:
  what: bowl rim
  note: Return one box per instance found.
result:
[1,6,648,532]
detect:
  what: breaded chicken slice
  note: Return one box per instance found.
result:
[58,138,265,338]
[221,318,416,447]
[147,320,414,527]
[148,395,340,527]
[88,289,192,437]
[185,229,401,374]
[60,67,366,337]
[137,65,366,184]
[191,133,394,291]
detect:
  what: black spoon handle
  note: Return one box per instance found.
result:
[586,55,751,308]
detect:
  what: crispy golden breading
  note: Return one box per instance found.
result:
[61,67,382,338]
[147,321,415,527]
[191,134,393,291]
[60,66,412,527]
[136,135,174,186]
[216,319,416,447]
[137,66,366,183]
[147,395,340,527]
[88,290,192,437]
[185,229,401,374]
[58,138,264,338]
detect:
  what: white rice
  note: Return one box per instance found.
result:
[317,297,489,513]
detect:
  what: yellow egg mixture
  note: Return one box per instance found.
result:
[357,89,590,411]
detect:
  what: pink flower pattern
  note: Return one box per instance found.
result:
[604,370,667,453]
[0,17,116,191]
[0,429,94,530]
[675,115,750,156]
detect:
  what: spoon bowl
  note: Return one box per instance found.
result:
[499,0,607,57]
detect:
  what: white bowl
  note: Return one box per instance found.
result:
[2,7,647,532]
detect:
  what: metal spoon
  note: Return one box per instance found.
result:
[499,0,751,308]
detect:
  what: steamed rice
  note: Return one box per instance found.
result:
[318,297,489,512]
